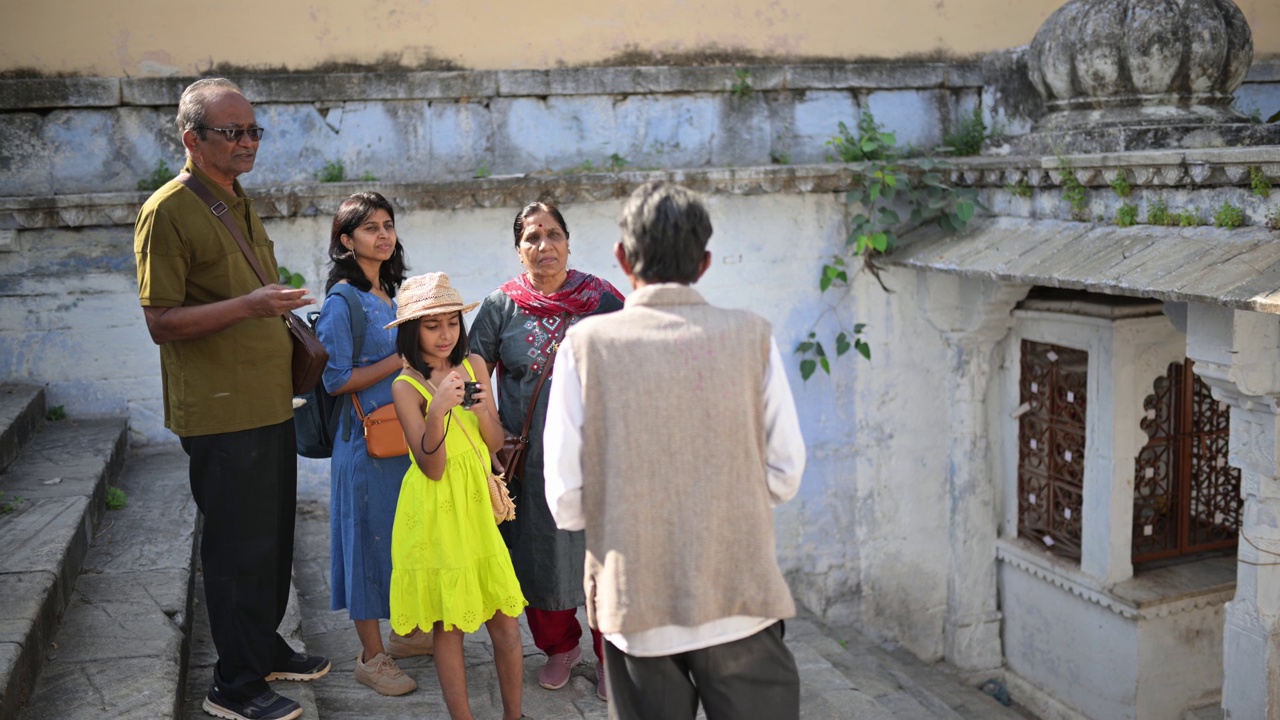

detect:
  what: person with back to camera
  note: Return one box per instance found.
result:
[469,202,625,700]
[386,272,529,720]
[313,192,433,697]
[543,180,807,720]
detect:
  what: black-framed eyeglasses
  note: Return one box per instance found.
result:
[197,126,266,143]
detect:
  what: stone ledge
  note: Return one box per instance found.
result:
[0,79,120,111]
[2,62,987,110]
[996,538,1235,621]
[4,59,1274,111]
[3,146,1277,230]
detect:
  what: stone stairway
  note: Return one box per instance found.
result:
[0,384,129,719]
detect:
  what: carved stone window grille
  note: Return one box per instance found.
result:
[1017,340,1087,561]
[1132,360,1241,564]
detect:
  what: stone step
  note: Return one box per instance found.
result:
[17,446,196,720]
[0,385,44,474]
[0,416,128,720]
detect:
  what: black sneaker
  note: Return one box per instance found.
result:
[202,685,302,720]
[265,651,331,682]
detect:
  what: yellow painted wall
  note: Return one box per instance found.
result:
[5,0,1276,77]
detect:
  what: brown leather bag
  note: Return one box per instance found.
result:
[176,173,328,396]
[353,395,409,459]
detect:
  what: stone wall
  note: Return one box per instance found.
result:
[1,59,1279,656]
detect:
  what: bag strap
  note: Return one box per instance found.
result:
[176,172,274,287]
[454,411,487,466]
[514,314,569,443]
[327,283,367,442]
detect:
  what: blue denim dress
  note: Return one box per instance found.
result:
[315,284,411,619]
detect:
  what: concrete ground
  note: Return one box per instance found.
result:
[178,494,1036,720]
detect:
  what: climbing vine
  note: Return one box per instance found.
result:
[798,113,983,380]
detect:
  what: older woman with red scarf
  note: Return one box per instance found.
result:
[470,201,624,701]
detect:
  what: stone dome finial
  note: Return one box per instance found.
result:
[1028,0,1252,116]
[1008,0,1275,152]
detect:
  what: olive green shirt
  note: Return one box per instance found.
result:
[134,159,293,437]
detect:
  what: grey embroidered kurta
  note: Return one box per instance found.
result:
[470,287,623,610]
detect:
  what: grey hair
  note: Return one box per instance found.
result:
[617,180,713,284]
[175,78,245,138]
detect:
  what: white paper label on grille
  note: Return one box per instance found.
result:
[1029,493,1037,504]
[1042,535,1055,547]
[1145,467,1154,479]
[1046,351,1059,362]
[1066,391,1075,403]
[1144,525,1153,536]
[1064,508,1072,520]
[1147,408,1156,420]
[1064,450,1073,462]
[1220,401,1228,412]
[1031,382,1039,393]
[1216,456,1226,468]
[1030,439,1038,450]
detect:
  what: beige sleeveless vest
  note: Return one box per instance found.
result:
[567,284,797,635]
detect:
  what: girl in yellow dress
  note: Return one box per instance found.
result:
[386,272,527,720]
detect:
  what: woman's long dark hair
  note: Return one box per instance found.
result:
[325,192,408,296]
[512,200,569,247]
[395,312,470,382]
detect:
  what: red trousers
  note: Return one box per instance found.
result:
[526,606,604,661]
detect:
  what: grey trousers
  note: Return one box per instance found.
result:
[603,621,800,720]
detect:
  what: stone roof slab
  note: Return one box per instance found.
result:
[891,217,1280,313]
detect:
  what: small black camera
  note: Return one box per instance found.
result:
[462,381,480,408]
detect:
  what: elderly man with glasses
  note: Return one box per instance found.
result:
[134,77,329,720]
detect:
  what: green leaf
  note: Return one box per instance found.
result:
[869,183,881,203]
[880,131,896,146]
[814,341,827,358]
[854,323,867,333]
[289,272,304,288]
[881,184,897,201]
[861,136,880,153]
[877,207,901,225]
[800,359,816,380]
[836,332,852,356]
[820,356,831,374]
[955,201,975,223]
[855,234,870,254]
[855,339,872,360]
[871,232,889,252]
[796,341,814,353]
[883,173,897,189]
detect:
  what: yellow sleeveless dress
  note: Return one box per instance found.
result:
[388,361,527,634]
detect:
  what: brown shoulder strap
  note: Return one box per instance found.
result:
[176,172,273,288]
[514,314,569,442]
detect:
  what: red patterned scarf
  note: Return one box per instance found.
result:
[500,269,624,318]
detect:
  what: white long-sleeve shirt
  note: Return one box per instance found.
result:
[544,334,806,656]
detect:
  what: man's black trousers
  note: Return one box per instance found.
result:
[182,419,298,702]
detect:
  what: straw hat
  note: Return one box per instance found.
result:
[384,272,480,328]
